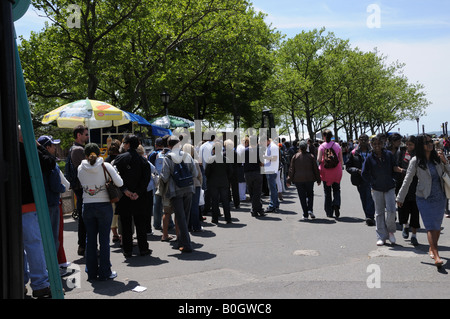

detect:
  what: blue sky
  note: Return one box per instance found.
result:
[250,0,450,136]
[13,1,450,137]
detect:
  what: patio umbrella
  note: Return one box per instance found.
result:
[42,98,128,129]
[151,115,194,129]
[123,111,152,126]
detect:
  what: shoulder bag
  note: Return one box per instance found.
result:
[442,171,450,200]
[102,163,123,203]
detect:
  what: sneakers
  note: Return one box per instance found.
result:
[388,233,396,244]
[365,218,375,226]
[402,225,410,239]
[376,239,385,246]
[411,236,419,246]
[99,271,117,281]
[308,211,316,219]
[60,267,69,277]
[265,206,277,213]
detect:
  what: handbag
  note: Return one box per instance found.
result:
[102,163,123,203]
[442,170,450,199]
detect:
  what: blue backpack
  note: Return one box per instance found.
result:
[167,152,193,188]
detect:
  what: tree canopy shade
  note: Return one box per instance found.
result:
[19,1,429,141]
[20,0,279,133]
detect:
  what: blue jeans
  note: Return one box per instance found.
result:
[189,186,202,231]
[48,205,60,253]
[82,202,113,280]
[23,211,49,291]
[265,173,279,209]
[371,188,396,240]
[357,182,375,219]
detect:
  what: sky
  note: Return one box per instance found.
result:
[249,0,450,137]
[11,0,450,138]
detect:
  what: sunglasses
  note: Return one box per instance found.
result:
[425,140,434,145]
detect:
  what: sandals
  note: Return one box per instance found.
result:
[161,235,175,242]
[435,259,444,268]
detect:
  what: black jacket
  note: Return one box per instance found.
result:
[20,142,56,205]
[114,149,150,197]
[205,155,233,188]
[345,146,370,186]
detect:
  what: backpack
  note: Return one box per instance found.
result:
[167,152,193,188]
[323,142,340,169]
[154,150,165,174]
[64,148,81,190]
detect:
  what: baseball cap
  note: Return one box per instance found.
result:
[37,135,61,147]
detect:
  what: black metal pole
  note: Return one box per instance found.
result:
[0,0,24,299]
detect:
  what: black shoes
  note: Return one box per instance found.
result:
[251,210,266,217]
[333,205,340,218]
[32,286,52,299]
[140,249,152,256]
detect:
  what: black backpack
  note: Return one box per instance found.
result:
[167,152,193,188]
[323,142,340,169]
[64,147,81,190]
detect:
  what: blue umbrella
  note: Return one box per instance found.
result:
[124,111,172,136]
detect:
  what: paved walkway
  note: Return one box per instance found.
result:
[57,174,450,299]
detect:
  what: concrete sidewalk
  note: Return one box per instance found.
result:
[56,175,450,300]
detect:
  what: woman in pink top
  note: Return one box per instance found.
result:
[317,130,344,218]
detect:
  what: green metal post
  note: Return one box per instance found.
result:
[14,38,64,299]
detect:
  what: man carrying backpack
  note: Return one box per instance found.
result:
[160,136,197,253]
[66,125,89,256]
[317,130,343,218]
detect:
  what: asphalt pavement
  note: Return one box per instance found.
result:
[58,173,450,300]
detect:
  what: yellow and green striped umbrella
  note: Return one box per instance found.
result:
[42,98,129,129]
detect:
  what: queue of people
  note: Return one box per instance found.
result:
[21,124,450,298]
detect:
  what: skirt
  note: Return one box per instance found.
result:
[416,163,446,231]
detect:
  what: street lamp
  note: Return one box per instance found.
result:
[416,117,419,136]
[261,108,275,139]
[160,90,170,116]
[300,119,305,139]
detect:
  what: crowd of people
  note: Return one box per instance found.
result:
[20,124,450,298]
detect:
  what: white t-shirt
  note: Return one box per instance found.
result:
[262,141,279,174]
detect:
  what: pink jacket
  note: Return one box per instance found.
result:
[318,141,343,186]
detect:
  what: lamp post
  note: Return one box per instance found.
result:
[300,119,305,139]
[160,90,170,117]
[416,117,419,136]
[261,108,275,139]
